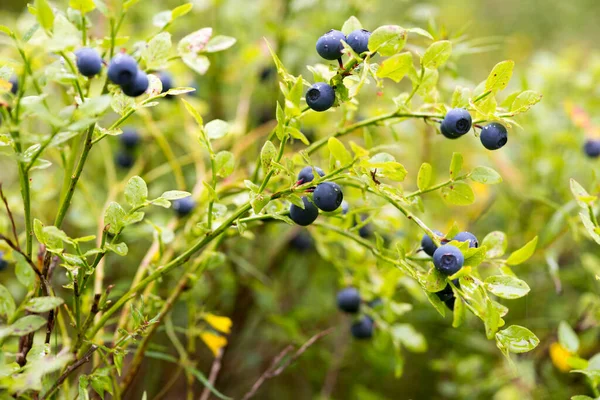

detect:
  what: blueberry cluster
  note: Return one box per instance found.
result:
[114,127,140,169]
[584,139,600,158]
[305,29,371,113]
[289,166,344,226]
[0,251,8,272]
[336,287,377,339]
[107,54,149,98]
[441,109,508,150]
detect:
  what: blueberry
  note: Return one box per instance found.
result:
[289,230,313,250]
[157,71,173,96]
[313,182,343,212]
[346,29,371,55]
[480,123,508,150]
[115,151,135,169]
[441,108,472,139]
[453,231,478,248]
[289,196,319,226]
[421,230,444,257]
[337,287,361,313]
[107,54,139,86]
[435,279,460,303]
[173,197,196,217]
[583,139,600,158]
[433,245,464,276]
[444,297,456,311]
[259,66,276,82]
[297,166,325,184]
[120,128,140,149]
[0,252,8,272]
[351,316,374,339]
[316,29,346,61]
[75,47,103,77]
[306,82,335,112]
[121,70,149,97]
[358,220,373,238]
[341,200,349,215]
[9,75,18,95]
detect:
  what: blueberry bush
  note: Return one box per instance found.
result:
[0,0,598,399]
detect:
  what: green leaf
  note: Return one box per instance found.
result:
[451,86,471,108]
[368,25,407,56]
[441,182,474,206]
[328,137,352,165]
[205,119,229,140]
[449,152,463,179]
[47,15,80,51]
[506,236,538,266]
[570,179,596,208]
[69,0,96,14]
[12,315,47,336]
[580,212,600,245]
[260,140,277,171]
[178,28,213,75]
[470,166,502,184]
[15,255,36,290]
[105,242,128,256]
[495,325,539,354]
[452,296,466,328]
[205,36,236,53]
[25,296,64,313]
[35,0,54,31]
[417,163,432,191]
[181,98,204,127]
[485,60,514,93]
[390,324,427,352]
[407,27,433,40]
[160,191,191,200]
[484,298,504,339]
[481,231,507,258]
[171,3,193,19]
[79,376,90,400]
[124,176,148,208]
[250,193,270,214]
[376,52,413,82]
[421,40,452,69]
[510,90,542,114]
[104,202,126,235]
[0,284,16,320]
[142,32,172,70]
[558,321,580,353]
[484,275,530,299]
[341,16,363,35]
[214,151,235,178]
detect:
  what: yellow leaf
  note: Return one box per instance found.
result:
[200,332,227,357]
[204,313,232,334]
[549,342,571,372]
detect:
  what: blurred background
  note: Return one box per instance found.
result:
[2,0,600,399]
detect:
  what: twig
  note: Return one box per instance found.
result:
[41,345,99,400]
[0,183,19,248]
[198,349,225,400]
[241,328,333,400]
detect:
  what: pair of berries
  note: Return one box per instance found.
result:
[107,54,149,97]
[289,166,344,226]
[115,127,141,169]
[441,109,508,150]
[336,287,377,339]
[421,231,478,276]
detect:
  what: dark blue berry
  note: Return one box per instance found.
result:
[121,70,149,97]
[173,197,196,217]
[157,71,173,96]
[313,182,343,212]
[316,29,346,61]
[75,48,102,77]
[9,75,18,95]
[337,287,361,313]
[453,231,478,248]
[351,316,374,339]
[259,66,276,82]
[346,29,371,55]
[421,230,444,257]
[480,123,508,150]
[435,279,460,303]
[445,297,456,311]
[584,139,600,158]
[289,196,319,226]
[289,230,313,250]
[441,108,472,139]
[115,151,135,169]
[107,54,139,86]
[0,252,8,272]
[306,82,335,112]
[120,128,140,149]
[297,166,325,184]
[433,245,464,276]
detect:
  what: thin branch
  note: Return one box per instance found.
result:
[41,345,98,400]
[0,183,19,248]
[241,328,333,400]
[198,349,225,400]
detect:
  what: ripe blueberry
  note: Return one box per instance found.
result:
[313,182,343,212]
[157,71,173,96]
[421,230,444,257]
[358,215,373,238]
[120,128,141,149]
[289,196,319,226]
[441,108,472,139]
[435,279,460,303]
[0,252,8,272]
[433,245,464,276]
[480,123,508,150]
[445,297,456,311]
[173,197,196,217]
[297,166,325,184]
[115,151,135,169]
[306,82,335,112]
[337,287,361,313]
[583,139,600,158]
[316,29,346,60]
[122,70,149,97]
[107,54,139,86]
[9,75,18,95]
[75,48,103,77]
[453,231,478,248]
[351,316,374,339]
[346,29,371,55]
[289,230,313,250]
